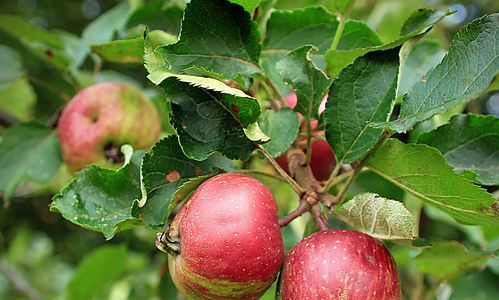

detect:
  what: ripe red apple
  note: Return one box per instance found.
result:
[279,229,402,300]
[159,173,284,300]
[276,92,336,181]
[57,82,162,172]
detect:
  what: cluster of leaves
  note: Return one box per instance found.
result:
[1,0,499,298]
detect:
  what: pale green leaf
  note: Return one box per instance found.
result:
[340,193,415,242]
[416,241,495,280]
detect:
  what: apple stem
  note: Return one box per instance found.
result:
[156,228,181,256]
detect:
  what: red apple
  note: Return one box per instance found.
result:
[159,173,284,300]
[57,82,162,172]
[276,93,336,181]
[279,229,402,300]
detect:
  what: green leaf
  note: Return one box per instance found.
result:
[67,245,127,300]
[377,13,499,132]
[262,7,382,90]
[415,241,495,280]
[417,114,499,186]
[277,45,333,121]
[133,136,234,228]
[263,6,338,53]
[449,269,499,299]
[50,151,146,239]
[398,40,447,97]
[0,45,24,87]
[0,15,70,70]
[91,30,176,64]
[367,138,499,226]
[81,2,132,44]
[259,108,300,158]
[324,47,400,164]
[0,77,36,121]
[91,37,145,63]
[156,0,263,89]
[228,0,260,14]
[163,76,262,161]
[400,8,452,36]
[0,15,64,49]
[334,0,354,14]
[325,8,450,75]
[262,6,339,92]
[126,0,183,34]
[0,123,61,204]
[340,193,415,243]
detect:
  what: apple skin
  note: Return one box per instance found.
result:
[279,229,402,300]
[167,173,284,300]
[57,82,162,172]
[276,92,336,181]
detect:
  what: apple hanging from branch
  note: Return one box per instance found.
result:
[157,173,284,300]
[57,82,162,172]
[278,229,402,299]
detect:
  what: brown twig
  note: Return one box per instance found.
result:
[278,200,310,227]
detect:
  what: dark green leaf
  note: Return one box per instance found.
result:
[261,6,338,93]
[67,245,127,300]
[377,13,499,132]
[259,108,300,158]
[324,47,400,164]
[0,123,61,204]
[325,8,450,75]
[156,0,263,89]
[126,0,183,34]
[263,7,382,87]
[416,241,495,280]
[263,6,338,53]
[400,8,452,36]
[50,150,146,239]
[417,114,499,186]
[367,138,499,226]
[277,45,333,121]
[133,136,235,228]
[163,76,263,161]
